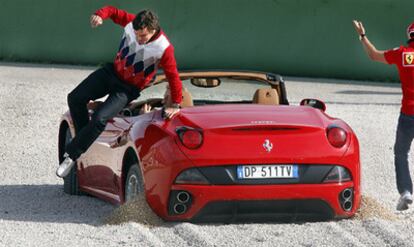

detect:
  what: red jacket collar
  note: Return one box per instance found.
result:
[407,39,414,47]
[147,29,163,44]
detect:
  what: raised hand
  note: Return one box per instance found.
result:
[90,15,103,28]
[352,20,366,36]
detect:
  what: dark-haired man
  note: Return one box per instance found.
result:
[353,20,414,211]
[56,6,182,178]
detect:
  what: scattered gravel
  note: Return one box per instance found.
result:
[104,195,163,227]
[1,63,414,247]
[355,195,399,221]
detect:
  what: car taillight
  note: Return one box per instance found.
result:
[176,127,203,149]
[323,166,351,183]
[327,126,347,148]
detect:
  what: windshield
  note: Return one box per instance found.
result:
[138,78,266,102]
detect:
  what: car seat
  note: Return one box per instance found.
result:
[164,87,194,108]
[181,88,193,107]
[252,88,279,105]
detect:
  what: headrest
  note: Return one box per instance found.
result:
[252,88,279,105]
[181,88,193,107]
[164,87,193,108]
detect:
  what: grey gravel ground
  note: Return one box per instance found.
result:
[1,63,414,247]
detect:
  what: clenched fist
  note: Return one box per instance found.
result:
[90,15,103,28]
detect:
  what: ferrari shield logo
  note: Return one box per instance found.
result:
[263,139,273,153]
[403,52,414,66]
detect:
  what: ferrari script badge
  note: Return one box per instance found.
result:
[263,139,273,153]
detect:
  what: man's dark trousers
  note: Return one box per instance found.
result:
[394,113,414,194]
[66,63,140,160]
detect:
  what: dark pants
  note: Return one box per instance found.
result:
[65,63,140,160]
[394,113,414,194]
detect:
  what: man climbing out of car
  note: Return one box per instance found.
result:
[56,6,182,178]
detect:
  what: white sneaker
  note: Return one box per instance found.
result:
[56,153,75,178]
[396,191,413,211]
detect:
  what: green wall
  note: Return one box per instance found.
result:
[1,0,413,81]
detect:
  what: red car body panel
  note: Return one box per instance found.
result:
[59,71,361,222]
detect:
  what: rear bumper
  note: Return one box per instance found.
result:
[161,182,359,222]
[191,199,334,223]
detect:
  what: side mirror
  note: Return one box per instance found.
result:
[300,98,326,112]
[190,78,221,88]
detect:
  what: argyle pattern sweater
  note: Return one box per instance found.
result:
[95,6,182,104]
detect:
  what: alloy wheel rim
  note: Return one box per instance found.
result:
[126,174,139,202]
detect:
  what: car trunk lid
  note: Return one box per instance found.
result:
[175,104,349,165]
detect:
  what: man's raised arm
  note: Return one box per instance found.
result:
[352,20,387,64]
[91,6,135,28]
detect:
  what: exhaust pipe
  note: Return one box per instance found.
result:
[176,191,190,203]
[173,203,187,214]
[169,190,192,215]
[339,188,353,212]
[341,188,353,200]
[343,201,353,211]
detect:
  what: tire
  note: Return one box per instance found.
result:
[62,128,81,195]
[125,164,145,202]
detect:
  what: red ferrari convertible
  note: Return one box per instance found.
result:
[58,71,360,222]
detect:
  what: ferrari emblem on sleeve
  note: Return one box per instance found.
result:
[403,52,414,66]
[263,139,273,153]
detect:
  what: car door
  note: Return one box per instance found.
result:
[81,116,131,194]
[82,112,154,195]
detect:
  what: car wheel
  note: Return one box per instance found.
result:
[125,164,144,202]
[62,128,81,195]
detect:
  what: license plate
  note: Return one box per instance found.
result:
[237,165,298,179]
